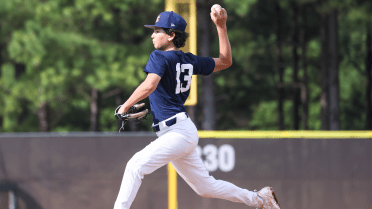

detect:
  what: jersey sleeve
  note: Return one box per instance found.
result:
[194,56,215,76]
[143,51,168,77]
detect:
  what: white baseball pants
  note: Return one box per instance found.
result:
[114,115,259,209]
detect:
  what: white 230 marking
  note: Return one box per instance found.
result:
[196,144,235,172]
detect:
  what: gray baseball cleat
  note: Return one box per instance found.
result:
[254,187,280,209]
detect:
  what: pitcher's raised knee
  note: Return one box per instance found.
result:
[124,154,146,179]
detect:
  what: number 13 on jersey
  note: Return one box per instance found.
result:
[176,63,197,106]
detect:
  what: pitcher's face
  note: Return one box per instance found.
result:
[151,27,173,51]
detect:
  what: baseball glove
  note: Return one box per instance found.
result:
[114,103,149,132]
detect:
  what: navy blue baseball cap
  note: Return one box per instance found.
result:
[145,11,187,31]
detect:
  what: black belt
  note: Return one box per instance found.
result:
[152,113,189,132]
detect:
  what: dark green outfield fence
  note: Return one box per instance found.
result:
[0,132,371,209]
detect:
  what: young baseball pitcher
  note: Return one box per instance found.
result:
[114,4,280,209]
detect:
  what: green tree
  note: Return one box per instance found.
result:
[1,0,371,132]
[1,0,163,132]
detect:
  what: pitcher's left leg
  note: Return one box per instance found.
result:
[114,131,195,209]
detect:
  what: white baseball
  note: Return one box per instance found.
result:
[211,4,221,13]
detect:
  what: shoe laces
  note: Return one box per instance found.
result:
[254,189,263,209]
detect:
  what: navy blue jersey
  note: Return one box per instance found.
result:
[143,50,215,124]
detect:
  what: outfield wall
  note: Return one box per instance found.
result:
[0,132,371,209]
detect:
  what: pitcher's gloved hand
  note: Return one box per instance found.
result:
[114,103,149,132]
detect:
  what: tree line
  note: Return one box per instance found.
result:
[0,0,371,132]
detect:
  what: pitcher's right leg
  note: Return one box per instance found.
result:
[170,149,262,208]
